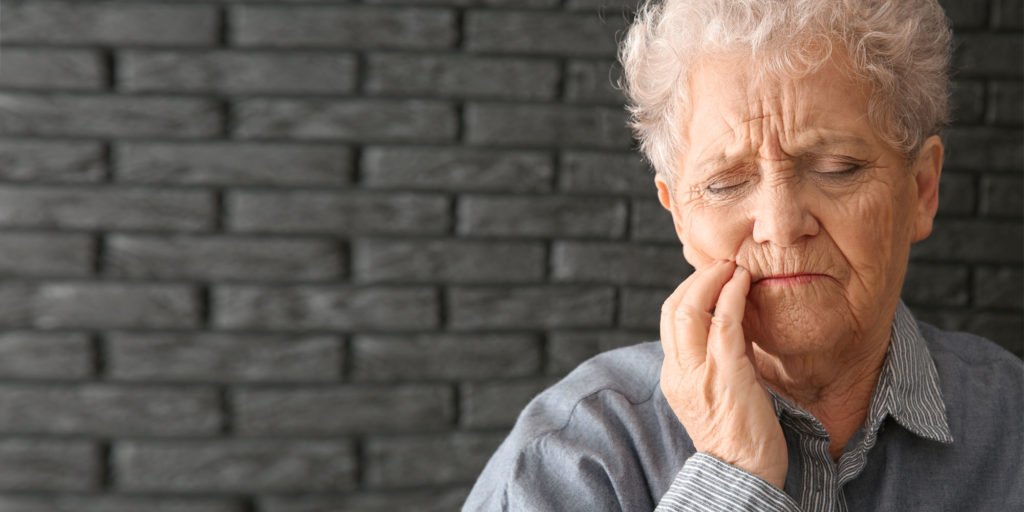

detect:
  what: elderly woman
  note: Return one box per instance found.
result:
[464,0,1023,510]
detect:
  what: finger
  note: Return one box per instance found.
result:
[659,269,701,367]
[660,261,724,366]
[708,265,753,372]
[673,260,736,364]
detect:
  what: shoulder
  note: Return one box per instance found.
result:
[504,340,664,447]
[917,320,1024,435]
[463,341,676,510]
[918,321,1023,379]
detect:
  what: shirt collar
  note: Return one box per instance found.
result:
[767,301,953,444]
[872,301,954,444]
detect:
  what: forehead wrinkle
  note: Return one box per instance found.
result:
[691,112,770,174]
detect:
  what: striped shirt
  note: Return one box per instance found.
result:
[464,302,1024,510]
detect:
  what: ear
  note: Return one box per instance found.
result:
[910,135,943,242]
[655,175,688,244]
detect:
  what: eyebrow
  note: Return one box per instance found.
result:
[693,134,873,174]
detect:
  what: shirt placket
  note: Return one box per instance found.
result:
[787,415,841,512]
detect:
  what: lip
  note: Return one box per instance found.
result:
[753,273,829,287]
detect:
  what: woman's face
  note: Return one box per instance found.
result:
[658,55,943,359]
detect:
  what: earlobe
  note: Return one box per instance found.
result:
[911,135,944,242]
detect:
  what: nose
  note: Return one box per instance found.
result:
[750,182,819,247]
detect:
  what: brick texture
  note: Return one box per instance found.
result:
[233,385,454,435]
[0,94,222,139]
[0,0,1016,509]
[114,440,357,492]
[106,333,343,382]
[362,147,553,192]
[119,51,358,95]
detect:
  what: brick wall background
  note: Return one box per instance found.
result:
[0,0,1017,510]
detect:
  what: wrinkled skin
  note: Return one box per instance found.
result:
[657,54,943,487]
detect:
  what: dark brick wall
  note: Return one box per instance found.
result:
[0,0,1018,509]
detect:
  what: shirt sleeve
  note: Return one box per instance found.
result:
[655,453,801,512]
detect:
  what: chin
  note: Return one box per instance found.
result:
[742,287,854,357]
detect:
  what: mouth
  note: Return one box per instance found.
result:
[752,273,829,287]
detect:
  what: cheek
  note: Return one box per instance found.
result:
[680,206,749,269]
[826,185,909,281]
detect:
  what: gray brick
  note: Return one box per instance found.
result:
[631,197,678,242]
[367,0,557,5]
[993,0,1024,29]
[553,241,689,286]
[0,332,93,379]
[259,488,470,512]
[980,175,1023,217]
[465,11,624,56]
[350,333,541,380]
[457,195,627,238]
[902,263,969,306]
[366,53,559,100]
[937,173,975,216]
[352,238,545,283]
[0,48,104,90]
[943,127,1023,172]
[0,186,214,231]
[364,433,504,488]
[233,385,453,435]
[107,333,341,382]
[119,51,357,94]
[448,285,615,329]
[620,287,674,329]
[233,6,455,49]
[565,0,643,10]
[234,99,456,142]
[214,285,438,331]
[0,94,221,139]
[547,330,654,374]
[964,312,1024,356]
[565,60,625,104]
[0,384,220,436]
[0,496,242,512]
[0,440,99,491]
[911,220,1023,263]
[560,151,654,195]
[988,81,1024,126]
[974,266,1024,309]
[32,282,200,329]
[362,147,553,192]
[465,103,632,149]
[228,191,449,235]
[116,142,352,187]
[938,0,990,28]
[0,140,104,183]
[0,283,37,325]
[460,379,550,428]
[949,80,985,124]
[106,234,344,281]
[114,440,357,492]
[0,233,93,277]
[953,34,1024,78]
[1,1,217,46]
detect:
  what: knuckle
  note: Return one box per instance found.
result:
[674,304,711,326]
[709,313,736,330]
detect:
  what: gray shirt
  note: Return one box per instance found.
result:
[463,302,1024,510]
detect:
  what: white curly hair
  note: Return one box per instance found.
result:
[619,0,953,181]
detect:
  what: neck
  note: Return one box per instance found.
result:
[754,332,890,461]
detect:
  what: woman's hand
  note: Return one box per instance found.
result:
[660,260,788,488]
